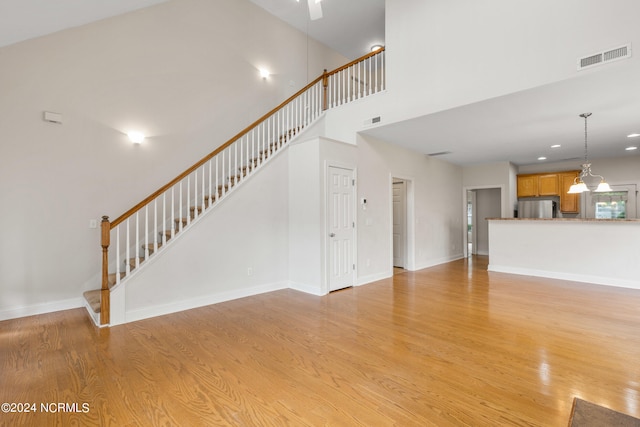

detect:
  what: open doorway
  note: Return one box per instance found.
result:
[393,179,407,270]
[465,188,501,256]
[467,190,477,256]
[391,176,414,274]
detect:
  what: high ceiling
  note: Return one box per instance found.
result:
[248,0,385,60]
[1,0,638,167]
[363,57,640,166]
[0,0,169,48]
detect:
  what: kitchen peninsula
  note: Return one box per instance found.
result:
[487,218,640,290]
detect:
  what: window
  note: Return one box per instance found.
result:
[593,192,627,219]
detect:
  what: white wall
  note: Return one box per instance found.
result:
[0,0,347,319]
[355,134,464,279]
[111,151,290,325]
[462,162,516,218]
[384,0,640,123]
[288,139,323,295]
[489,219,640,289]
[288,133,463,294]
[474,188,501,256]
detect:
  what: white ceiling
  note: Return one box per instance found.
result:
[1,0,638,167]
[248,0,385,60]
[0,0,169,48]
[364,58,640,166]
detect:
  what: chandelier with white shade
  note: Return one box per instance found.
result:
[567,113,612,194]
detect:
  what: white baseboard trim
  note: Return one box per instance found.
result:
[357,271,392,286]
[488,264,640,290]
[413,254,464,272]
[288,281,325,296]
[123,282,289,325]
[0,297,84,322]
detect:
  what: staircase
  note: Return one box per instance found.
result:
[83,48,386,327]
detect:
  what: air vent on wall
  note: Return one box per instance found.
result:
[363,116,382,127]
[578,43,631,70]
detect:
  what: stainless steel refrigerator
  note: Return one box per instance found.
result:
[517,200,555,218]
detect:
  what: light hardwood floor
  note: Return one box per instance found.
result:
[1,256,639,426]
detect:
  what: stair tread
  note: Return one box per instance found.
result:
[83,290,101,313]
[108,272,125,286]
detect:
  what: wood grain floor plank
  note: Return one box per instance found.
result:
[1,256,639,426]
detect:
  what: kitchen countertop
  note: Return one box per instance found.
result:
[487,217,640,222]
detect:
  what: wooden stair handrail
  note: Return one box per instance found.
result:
[325,47,385,77]
[111,73,319,228]
[110,47,384,228]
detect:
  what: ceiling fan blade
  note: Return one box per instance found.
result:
[307,0,323,20]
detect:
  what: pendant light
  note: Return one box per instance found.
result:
[567,113,612,194]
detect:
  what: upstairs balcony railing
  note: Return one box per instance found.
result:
[98,48,385,325]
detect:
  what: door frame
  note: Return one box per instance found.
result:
[462,184,505,257]
[389,174,415,272]
[392,179,407,268]
[324,162,357,293]
[467,190,477,256]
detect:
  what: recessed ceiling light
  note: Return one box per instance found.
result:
[259,68,270,79]
[627,133,640,138]
[626,146,638,151]
[550,144,561,148]
[538,156,547,161]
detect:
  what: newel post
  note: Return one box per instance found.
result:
[100,216,111,325]
[322,69,329,111]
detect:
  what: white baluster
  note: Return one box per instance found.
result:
[171,186,175,238]
[115,225,120,283]
[342,70,344,102]
[153,199,157,254]
[250,127,255,176]
[367,56,372,96]
[381,51,385,91]
[208,160,212,207]
[304,90,308,127]
[179,181,183,230]
[188,175,193,225]
[135,211,140,269]
[144,205,149,260]
[239,136,244,183]
[352,65,356,100]
[201,165,205,213]
[221,149,226,196]
[215,156,219,201]
[163,193,167,245]
[262,121,265,165]
[126,219,130,274]
[286,102,290,145]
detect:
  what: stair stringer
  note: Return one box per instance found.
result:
[107,119,326,326]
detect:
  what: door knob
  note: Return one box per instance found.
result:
[329,233,335,237]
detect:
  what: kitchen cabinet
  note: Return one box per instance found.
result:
[517,171,580,213]
[517,175,538,197]
[559,171,580,213]
[538,174,559,196]
[517,173,558,197]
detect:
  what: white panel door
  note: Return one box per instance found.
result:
[392,180,406,268]
[328,166,355,291]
